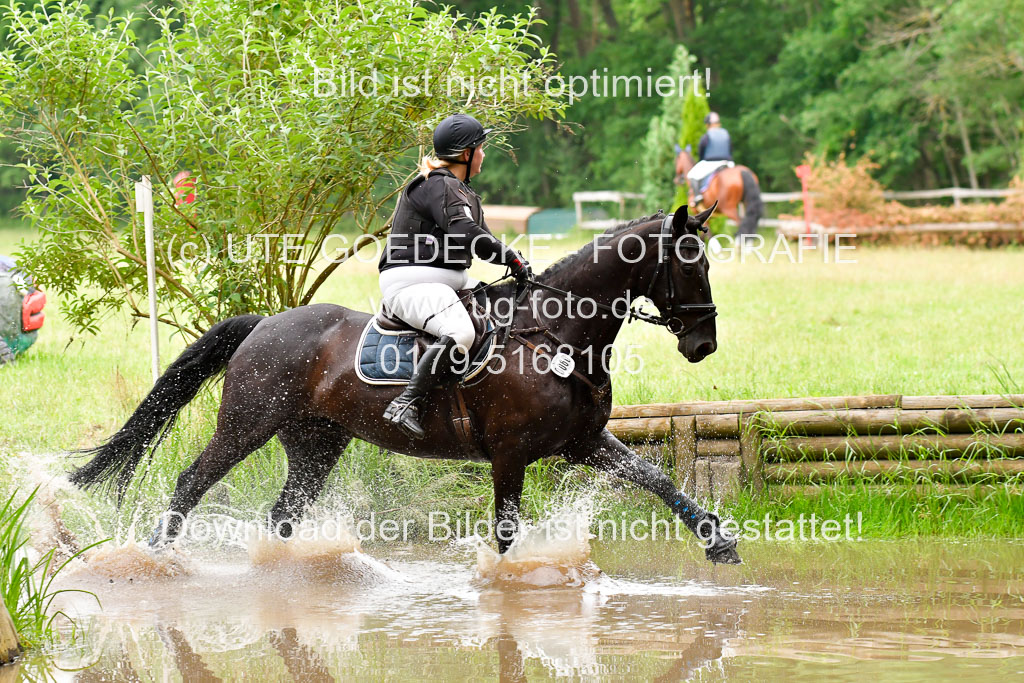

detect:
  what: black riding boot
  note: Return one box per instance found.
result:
[383,335,462,439]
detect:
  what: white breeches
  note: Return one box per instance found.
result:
[686,159,732,181]
[379,266,478,353]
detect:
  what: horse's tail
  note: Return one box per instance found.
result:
[739,168,763,236]
[69,314,265,500]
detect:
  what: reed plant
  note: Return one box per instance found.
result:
[1,488,100,648]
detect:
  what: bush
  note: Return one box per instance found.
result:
[786,155,1024,244]
[803,152,885,214]
[641,44,698,212]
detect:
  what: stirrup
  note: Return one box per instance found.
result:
[384,394,426,438]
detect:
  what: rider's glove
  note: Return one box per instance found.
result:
[508,253,533,281]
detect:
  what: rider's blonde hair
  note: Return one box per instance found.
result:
[417,146,473,178]
[416,155,452,178]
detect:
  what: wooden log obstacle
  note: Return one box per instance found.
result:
[0,599,19,666]
[606,394,1024,499]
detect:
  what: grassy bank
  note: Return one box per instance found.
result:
[1,217,1023,540]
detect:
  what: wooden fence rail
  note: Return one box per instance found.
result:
[759,186,1024,237]
[572,190,646,230]
[761,187,1024,204]
[605,394,1024,499]
[772,219,1024,237]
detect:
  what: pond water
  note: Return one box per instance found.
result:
[12,533,1023,681]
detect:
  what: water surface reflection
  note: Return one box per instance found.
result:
[19,539,1024,680]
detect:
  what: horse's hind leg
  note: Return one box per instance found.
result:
[269,418,351,538]
[150,420,279,547]
[718,200,740,227]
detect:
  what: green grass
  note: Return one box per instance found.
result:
[1,216,1023,541]
[728,482,1024,538]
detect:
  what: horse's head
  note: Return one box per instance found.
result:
[646,202,718,363]
[674,145,695,181]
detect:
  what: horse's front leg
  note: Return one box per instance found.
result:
[491,455,526,554]
[565,429,741,565]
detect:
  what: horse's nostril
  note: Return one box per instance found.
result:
[695,341,716,358]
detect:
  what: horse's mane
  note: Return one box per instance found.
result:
[485,213,663,299]
[537,212,663,286]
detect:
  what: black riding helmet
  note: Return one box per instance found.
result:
[433,114,492,184]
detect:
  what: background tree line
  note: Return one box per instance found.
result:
[3,0,1023,214]
[463,0,1024,207]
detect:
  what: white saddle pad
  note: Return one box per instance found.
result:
[686,159,733,181]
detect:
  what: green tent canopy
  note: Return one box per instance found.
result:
[0,255,44,363]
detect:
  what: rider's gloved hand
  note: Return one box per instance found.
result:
[508,253,532,281]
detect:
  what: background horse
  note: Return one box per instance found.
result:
[69,205,741,565]
[675,148,763,238]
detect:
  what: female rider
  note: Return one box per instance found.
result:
[379,114,532,439]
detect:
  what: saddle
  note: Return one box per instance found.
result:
[355,289,499,386]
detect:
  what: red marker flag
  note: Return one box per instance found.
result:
[173,171,196,206]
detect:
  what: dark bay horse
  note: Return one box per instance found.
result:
[676,148,763,238]
[70,205,741,565]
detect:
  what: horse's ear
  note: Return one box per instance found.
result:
[694,200,718,227]
[671,205,690,234]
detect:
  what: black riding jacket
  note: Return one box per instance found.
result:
[378,168,521,272]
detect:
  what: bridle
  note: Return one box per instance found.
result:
[520,212,717,340]
[640,212,718,338]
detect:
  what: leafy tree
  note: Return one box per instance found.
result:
[679,83,708,160]
[0,0,171,214]
[731,0,1024,190]
[639,44,698,212]
[476,0,1024,199]
[675,81,709,207]
[4,0,1021,224]
[0,0,564,337]
[473,28,675,208]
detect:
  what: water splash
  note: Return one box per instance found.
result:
[245,517,401,583]
[247,518,360,564]
[470,499,602,587]
[20,454,83,564]
[9,452,187,580]
[66,542,191,580]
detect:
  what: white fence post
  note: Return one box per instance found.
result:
[135,175,160,384]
